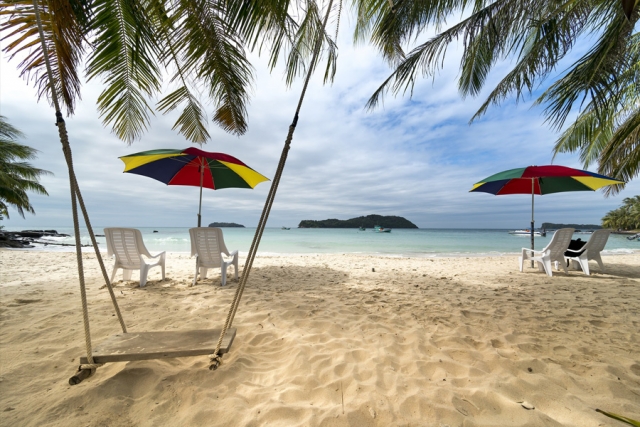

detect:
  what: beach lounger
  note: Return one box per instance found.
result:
[189,227,238,286]
[563,229,611,275]
[104,227,166,287]
[519,228,574,276]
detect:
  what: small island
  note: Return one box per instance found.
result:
[298,215,418,229]
[208,222,245,228]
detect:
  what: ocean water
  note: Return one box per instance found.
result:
[4,226,639,257]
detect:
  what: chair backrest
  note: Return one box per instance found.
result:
[104,228,151,269]
[189,227,230,268]
[544,228,575,261]
[582,229,611,254]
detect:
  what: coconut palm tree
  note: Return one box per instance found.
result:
[602,195,640,229]
[0,115,51,219]
[355,0,639,191]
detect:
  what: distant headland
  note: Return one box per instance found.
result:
[298,215,418,229]
[208,222,245,228]
[541,222,602,230]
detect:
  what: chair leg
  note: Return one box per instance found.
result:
[110,265,119,284]
[593,254,604,271]
[232,254,239,280]
[139,263,149,287]
[192,262,199,286]
[579,256,590,276]
[557,259,569,274]
[221,265,227,286]
[518,256,524,272]
[541,259,553,276]
[123,269,132,281]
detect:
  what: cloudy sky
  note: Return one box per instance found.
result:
[2,15,638,230]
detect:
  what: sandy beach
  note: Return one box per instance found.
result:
[1,249,639,426]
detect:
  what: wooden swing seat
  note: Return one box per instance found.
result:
[79,328,236,364]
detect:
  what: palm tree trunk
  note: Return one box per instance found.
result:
[31,0,127,373]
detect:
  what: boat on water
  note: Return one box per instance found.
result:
[373,225,391,233]
[359,226,366,231]
[281,227,291,230]
[509,229,546,237]
[627,233,640,241]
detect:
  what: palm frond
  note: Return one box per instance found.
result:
[172,0,253,135]
[150,3,210,144]
[366,0,535,109]
[536,3,635,129]
[157,87,210,144]
[0,0,85,115]
[471,2,590,119]
[86,0,162,143]
[552,106,614,168]
[598,106,640,195]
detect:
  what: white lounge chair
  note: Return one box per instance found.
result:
[104,228,166,287]
[563,229,611,275]
[189,227,239,286]
[519,228,574,276]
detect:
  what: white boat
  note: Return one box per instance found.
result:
[373,225,391,233]
[509,229,546,237]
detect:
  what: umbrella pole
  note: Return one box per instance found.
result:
[197,160,204,227]
[531,179,535,268]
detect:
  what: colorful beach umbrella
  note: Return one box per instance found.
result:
[120,148,269,226]
[470,165,624,254]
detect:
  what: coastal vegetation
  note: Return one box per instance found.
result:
[0,116,51,220]
[208,222,245,228]
[541,223,602,230]
[601,196,640,230]
[298,215,418,228]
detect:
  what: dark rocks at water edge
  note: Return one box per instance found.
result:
[11,230,70,238]
[208,222,245,228]
[0,229,89,248]
[298,215,418,229]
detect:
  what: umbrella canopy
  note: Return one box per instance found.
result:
[470,165,624,257]
[120,147,269,226]
[470,165,622,195]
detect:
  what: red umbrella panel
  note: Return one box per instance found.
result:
[120,148,270,226]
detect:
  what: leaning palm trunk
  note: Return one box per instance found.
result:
[30,0,127,380]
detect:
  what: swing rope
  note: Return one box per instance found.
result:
[31,0,126,372]
[209,0,336,369]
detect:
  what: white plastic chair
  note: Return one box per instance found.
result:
[189,227,238,286]
[519,228,574,276]
[563,229,611,275]
[104,228,166,287]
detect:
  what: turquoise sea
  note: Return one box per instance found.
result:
[4,226,639,257]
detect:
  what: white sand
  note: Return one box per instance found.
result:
[1,250,639,426]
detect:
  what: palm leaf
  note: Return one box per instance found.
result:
[596,409,640,427]
[171,0,253,135]
[86,0,162,144]
[0,0,85,115]
[536,2,635,129]
[157,86,210,144]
